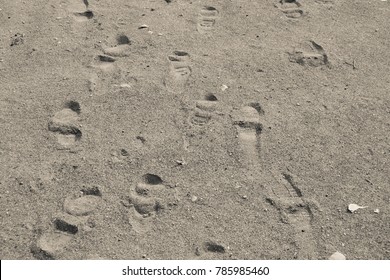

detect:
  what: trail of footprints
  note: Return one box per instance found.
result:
[233,103,318,259]
[31,186,103,259]
[42,1,331,259]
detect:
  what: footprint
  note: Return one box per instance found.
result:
[275,0,306,19]
[265,173,318,259]
[31,232,73,260]
[125,174,177,233]
[191,110,212,126]
[232,103,264,168]
[103,35,131,57]
[190,94,218,126]
[88,54,119,96]
[48,101,82,147]
[31,185,103,259]
[166,51,191,88]
[197,6,219,33]
[288,40,329,67]
[64,186,102,216]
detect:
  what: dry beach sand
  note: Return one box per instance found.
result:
[0,0,389,260]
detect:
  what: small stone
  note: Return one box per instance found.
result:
[374,209,380,214]
[191,195,198,202]
[242,195,248,199]
[348,203,367,213]
[176,159,186,165]
[138,24,149,29]
[328,251,346,260]
[221,85,228,91]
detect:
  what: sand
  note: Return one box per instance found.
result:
[0,0,389,260]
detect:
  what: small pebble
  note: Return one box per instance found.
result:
[221,85,228,91]
[329,251,346,260]
[348,203,367,213]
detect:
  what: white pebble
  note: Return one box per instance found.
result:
[329,251,346,260]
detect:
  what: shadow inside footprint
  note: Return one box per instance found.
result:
[53,218,78,235]
[204,241,225,253]
[142,174,163,185]
[81,185,102,197]
[92,55,116,71]
[74,10,94,21]
[117,35,131,45]
[205,93,218,101]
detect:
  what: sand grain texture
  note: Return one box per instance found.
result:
[0,0,389,260]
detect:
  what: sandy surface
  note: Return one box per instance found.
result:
[0,0,389,260]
